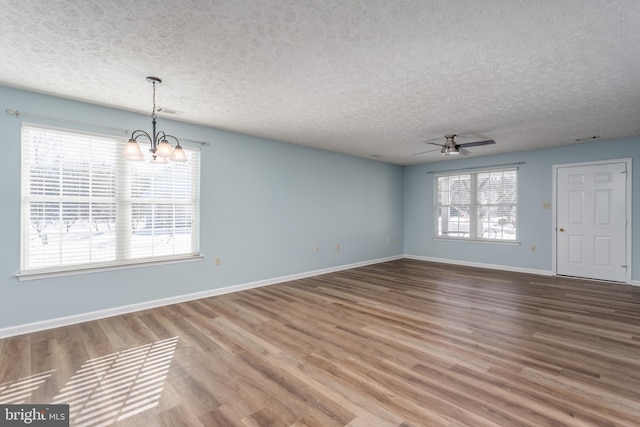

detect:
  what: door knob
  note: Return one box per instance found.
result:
[559,228,565,232]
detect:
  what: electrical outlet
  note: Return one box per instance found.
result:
[336,244,340,251]
[530,245,536,252]
[215,257,221,265]
[543,202,551,209]
[315,246,320,253]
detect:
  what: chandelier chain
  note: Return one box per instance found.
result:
[152,81,157,118]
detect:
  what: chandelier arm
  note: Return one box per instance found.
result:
[131,130,153,143]
[160,134,181,146]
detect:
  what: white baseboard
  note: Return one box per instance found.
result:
[404,255,638,286]
[404,254,553,277]
[0,255,403,339]
[5,254,634,339]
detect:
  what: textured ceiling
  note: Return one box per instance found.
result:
[1,0,639,165]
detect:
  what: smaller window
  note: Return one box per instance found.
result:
[435,168,518,241]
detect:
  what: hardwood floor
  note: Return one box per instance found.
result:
[1,259,640,426]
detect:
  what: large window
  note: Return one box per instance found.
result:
[20,124,200,277]
[435,168,517,241]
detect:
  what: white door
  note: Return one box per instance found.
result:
[556,161,628,282]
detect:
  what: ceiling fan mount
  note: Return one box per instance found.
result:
[413,134,496,156]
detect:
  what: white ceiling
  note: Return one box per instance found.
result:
[1,0,639,165]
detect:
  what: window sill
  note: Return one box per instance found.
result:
[16,255,204,282]
[432,237,521,245]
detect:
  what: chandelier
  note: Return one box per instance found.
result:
[123,76,187,163]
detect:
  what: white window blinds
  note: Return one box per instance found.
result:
[20,124,200,275]
[435,168,517,241]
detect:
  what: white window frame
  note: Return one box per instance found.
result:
[434,167,519,243]
[18,123,202,281]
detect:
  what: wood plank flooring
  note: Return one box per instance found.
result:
[1,259,640,426]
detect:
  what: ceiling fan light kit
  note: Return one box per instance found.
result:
[441,146,459,156]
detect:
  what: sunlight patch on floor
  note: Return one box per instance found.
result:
[0,370,55,404]
[52,336,178,427]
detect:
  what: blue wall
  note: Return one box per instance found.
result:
[404,137,640,280]
[0,86,404,329]
[2,84,638,332]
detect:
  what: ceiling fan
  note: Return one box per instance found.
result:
[413,134,496,156]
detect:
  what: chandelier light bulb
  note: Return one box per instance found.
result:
[171,145,188,162]
[155,139,173,158]
[123,138,144,160]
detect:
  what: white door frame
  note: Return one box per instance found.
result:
[552,158,632,284]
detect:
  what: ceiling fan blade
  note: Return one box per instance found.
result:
[458,139,496,148]
[413,148,441,155]
[458,148,471,156]
[427,142,444,147]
